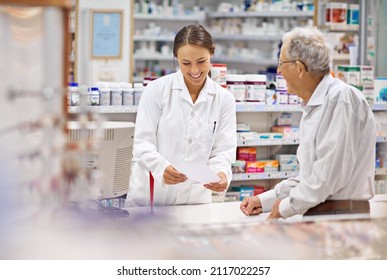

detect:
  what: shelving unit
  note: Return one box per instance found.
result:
[207,10,314,18]
[232,171,299,181]
[132,0,314,81]
[68,106,138,114]
[231,102,302,191]
[133,0,206,82]
[67,0,386,199]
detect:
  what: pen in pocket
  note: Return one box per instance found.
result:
[212,121,217,133]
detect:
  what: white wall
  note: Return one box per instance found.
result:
[377,0,387,76]
[76,0,132,85]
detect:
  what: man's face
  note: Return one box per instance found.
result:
[277,41,299,96]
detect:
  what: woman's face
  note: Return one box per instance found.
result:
[176,44,212,89]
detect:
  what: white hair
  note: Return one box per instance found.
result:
[282,27,332,75]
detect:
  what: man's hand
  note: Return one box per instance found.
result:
[240,196,263,216]
[204,172,228,192]
[163,165,187,184]
[266,200,283,221]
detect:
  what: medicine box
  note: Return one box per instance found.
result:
[325,2,347,29]
[360,66,374,86]
[232,160,246,173]
[237,147,256,161]
[271,126,299,139]
[374,77,387,104]
[337,65,361,86]
[246,161,265,173]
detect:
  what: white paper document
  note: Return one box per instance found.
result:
[173,162,220,184]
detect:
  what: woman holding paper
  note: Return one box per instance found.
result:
[126,25,237,206]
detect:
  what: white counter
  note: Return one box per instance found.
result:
[3,196,387,259]
[125,194,387,226]
[126,201,300,225]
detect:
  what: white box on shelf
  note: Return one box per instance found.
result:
[374,77,387,104]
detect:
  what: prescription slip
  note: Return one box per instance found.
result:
[173,162,220,184]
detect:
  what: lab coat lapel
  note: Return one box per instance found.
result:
[173,70,193,105]
[174,70,217,106]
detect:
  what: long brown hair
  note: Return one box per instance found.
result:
[173,24,215,58]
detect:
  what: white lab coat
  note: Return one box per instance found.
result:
[259,74,376,218]
[126,70,237,206]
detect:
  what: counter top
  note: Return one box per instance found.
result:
[125,194,387,226]
[3,196,387,259]
[126,201,301,225]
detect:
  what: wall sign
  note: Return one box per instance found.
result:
[90,9,123,59]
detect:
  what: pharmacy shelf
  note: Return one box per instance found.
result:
[332,53,350,61]
[372,104,387,111]
[236,103,302,112]
[238,138,299,147]
[322,26,359,32]
[375,168,387,176]
[377,136,387,143]
[68,106,138,113]
[134,54,172,61]
[232,171,299,181]
[134,13,205,21]
[207,11,314,18]
[212,34,282,41]
[212,56,276,66]
[133,35,175,41]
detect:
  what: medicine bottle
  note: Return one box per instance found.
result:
[69,82,79,106]
[211,63,227,88]
[133,83,144,106]
[97,82,111,106]
[226,74,246,102]
[276,74,287,90]
[277,90,288,105]
[245,74,266,103]
[121,82,134,106]
[90,87,100,106]
[110,83,123,106]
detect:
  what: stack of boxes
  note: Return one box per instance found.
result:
[336,65,374,105]
[270,112,300,140]
[324,2,359,30]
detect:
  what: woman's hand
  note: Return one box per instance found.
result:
[204,172,228,192]
[163,165,187,185]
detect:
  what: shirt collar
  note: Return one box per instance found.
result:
[302,74,335,113]
[172,70,217,97]
[306,74,335,107]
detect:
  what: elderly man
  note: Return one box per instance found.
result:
[240,27,376,220]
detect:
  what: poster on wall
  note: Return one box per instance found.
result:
[90,9,123,59]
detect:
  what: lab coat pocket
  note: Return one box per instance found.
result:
[200,124,215,157]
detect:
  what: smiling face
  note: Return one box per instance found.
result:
[176,44,212,92]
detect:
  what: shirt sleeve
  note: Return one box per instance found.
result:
[207,92,237,187]
[279,88,362,218]
[133,81,170,184]
[259,176,300,212]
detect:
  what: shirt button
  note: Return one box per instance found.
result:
[191,112,195,118]
[188,139,192,144]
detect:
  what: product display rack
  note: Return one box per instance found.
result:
[133,5,205,82]
[67,0,387,197]
[232,171,299,181]
[375,168,387,176]
[207,10,314,18]
[132,1,314,81]
[238,138,299,147]
[68,105,138,114]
